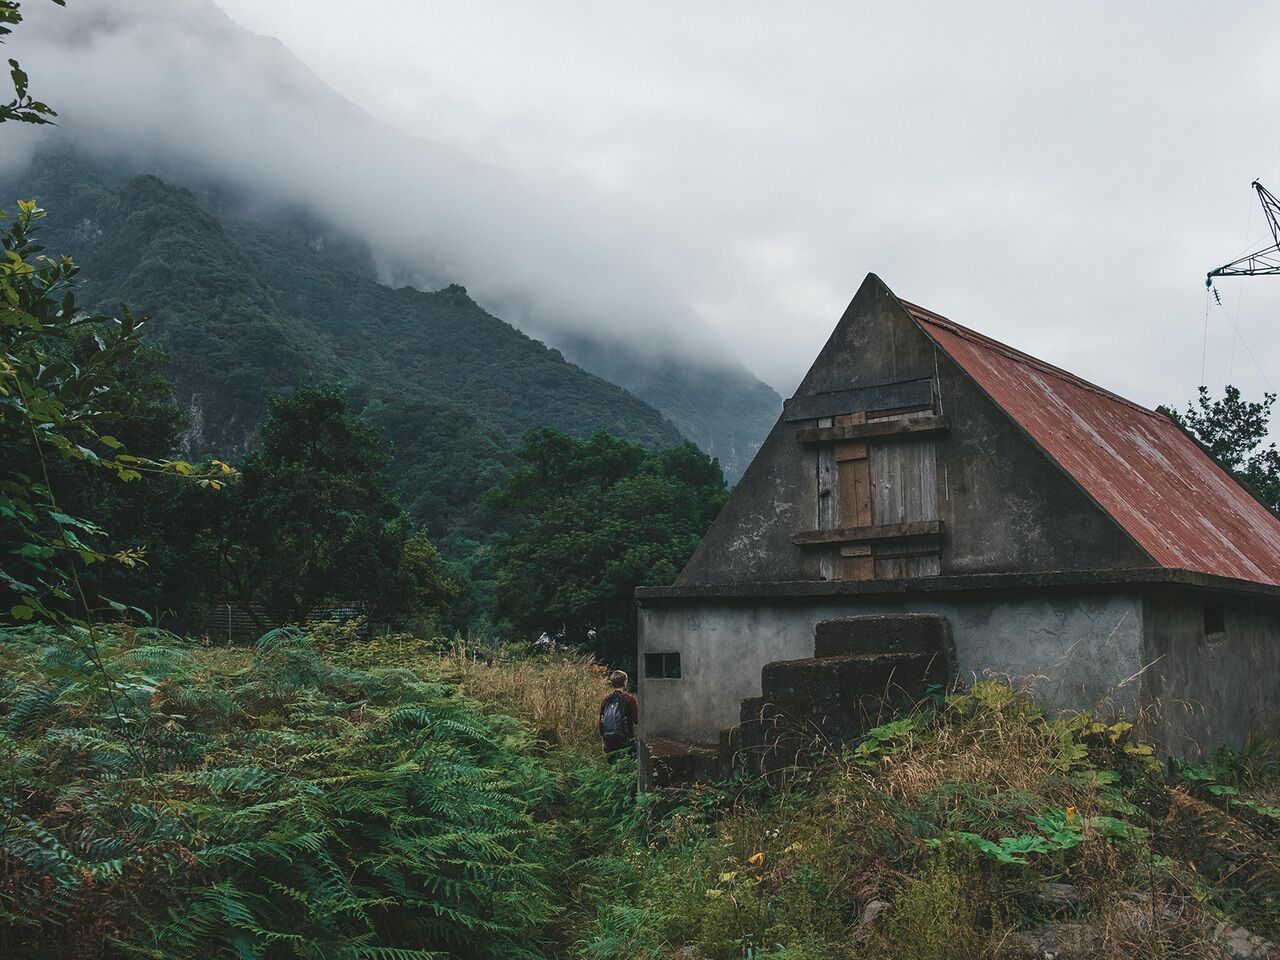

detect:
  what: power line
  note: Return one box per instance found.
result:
[1212,291,1274,391]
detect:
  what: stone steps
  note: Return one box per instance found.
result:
[643,736,721,787]
[722,615,954,780]
[643,614,956,787]
[762,650,947,703]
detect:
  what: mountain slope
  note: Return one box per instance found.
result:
[5,148,686,541]
[10,0,780,482]
[554,332,781,481]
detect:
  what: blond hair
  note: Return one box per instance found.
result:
[608,670,628,689]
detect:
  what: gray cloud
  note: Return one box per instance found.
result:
[8,0,1280,409]
[3,0,727,363]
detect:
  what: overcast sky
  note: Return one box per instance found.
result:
[14,1,1280,407]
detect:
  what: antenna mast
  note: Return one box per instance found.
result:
[1207,181,1280,286]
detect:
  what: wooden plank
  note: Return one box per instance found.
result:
[874,537,941,578]
[836,414,872,532]
[792,519,942,546]
[796,414,949,445]
[783,378,934,422]
[815,416,836,581]
[834,413,873,580]
[866,415,941,578]
[869,435,939,529]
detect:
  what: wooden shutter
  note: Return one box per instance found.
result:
[834,413,873,580]
[867,411,940,577]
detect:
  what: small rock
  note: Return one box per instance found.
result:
[860,900,888,926]
[1213,921,1280,960]
[1033,882,1086,913]
[1003,922,1100,959]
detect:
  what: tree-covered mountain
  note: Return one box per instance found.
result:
[554,331,782,480]
[4,148,698,541]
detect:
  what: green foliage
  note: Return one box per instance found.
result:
[881,857,991,960]
[0,1,62,126]
[0,625,568,958]
[491,428,727,659]
[207,386,449,629]
[0,201,221,624]
[360,394,514,545]
[1165,384,1280,509]
[579,681,1280,958]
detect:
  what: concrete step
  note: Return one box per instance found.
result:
[761,651,946,703]
[814,614,950,658]
[643,737,721,788]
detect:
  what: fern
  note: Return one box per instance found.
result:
[0,624,564,959]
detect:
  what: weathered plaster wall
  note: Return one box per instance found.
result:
[639,590,1145,746]
[1142,588,1280,758]
[675,274,1149,587]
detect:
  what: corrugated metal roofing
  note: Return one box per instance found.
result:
[903,300,1280,587]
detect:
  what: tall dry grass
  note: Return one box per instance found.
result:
[444,641,609,755]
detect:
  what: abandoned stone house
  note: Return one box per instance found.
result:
[635,274,1280,783]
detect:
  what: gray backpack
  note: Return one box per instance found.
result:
[600,692,632,739]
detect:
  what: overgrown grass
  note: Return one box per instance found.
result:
[2,627,1276,959]
[442,640,609,756]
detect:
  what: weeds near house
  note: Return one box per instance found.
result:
[443,639,609,755]
[579,680,1280,959]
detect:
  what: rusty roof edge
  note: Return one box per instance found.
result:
[895,290,1280,585]
[898,299,1163,421]
[635,567,1280,603]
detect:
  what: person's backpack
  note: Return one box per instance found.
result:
[600,691,632,740]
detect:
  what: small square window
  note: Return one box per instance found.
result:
[644,651,682,679]
[1203,600,1226,643]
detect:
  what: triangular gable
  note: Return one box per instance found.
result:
[905,301,1280,587]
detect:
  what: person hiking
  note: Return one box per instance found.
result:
[599,670,638,757]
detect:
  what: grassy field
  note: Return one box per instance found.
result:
[0,624,1276,959]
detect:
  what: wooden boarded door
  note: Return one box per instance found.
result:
[804,397,945,581]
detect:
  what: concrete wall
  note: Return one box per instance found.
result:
[1142,587,1280,759]
[639,589,1145,746]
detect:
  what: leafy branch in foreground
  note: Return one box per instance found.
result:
[0,0,63,125]
[1,200,233,624]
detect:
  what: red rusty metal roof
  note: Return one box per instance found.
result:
[902,299,1280,587]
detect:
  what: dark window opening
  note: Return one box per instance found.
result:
[1203,600,1226,643]
[644,651,682,679]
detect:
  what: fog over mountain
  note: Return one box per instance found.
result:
[216,1,1280,418]
[2,0,718,358]
[8,0,1280,423]
[0,0,782,475]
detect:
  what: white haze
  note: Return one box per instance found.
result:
[3,0,727,365]
[7,0,1280,410]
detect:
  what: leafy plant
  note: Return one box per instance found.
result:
[1164,384,1280,509]
[491,428,727,659]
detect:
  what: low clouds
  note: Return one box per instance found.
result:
[7,0,1280,406]
[3,0,726,369]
